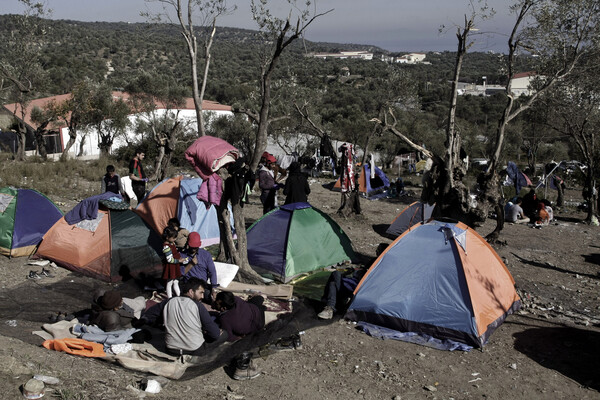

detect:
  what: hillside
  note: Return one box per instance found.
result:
[0,15,533,102]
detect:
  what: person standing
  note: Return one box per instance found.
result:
[161,227,190,298]
[101,165,124,196]
[129,149,148,203]
[258,154,278,214]
[283,161,310,204]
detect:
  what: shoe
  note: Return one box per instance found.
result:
[271,334,302,352]
[40,268,54,278]
[292,333,303,350]
[318,306,334,320]
[232,352,261,380]
[27,271,41,280]
[233,362,261,380]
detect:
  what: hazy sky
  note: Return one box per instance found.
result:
[2,0,517,52]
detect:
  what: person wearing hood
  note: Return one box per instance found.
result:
[283,161,310,205]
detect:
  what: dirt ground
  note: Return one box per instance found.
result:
[0,176,599,399]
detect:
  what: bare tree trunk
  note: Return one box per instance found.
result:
[98,136,112,157]
[583,171,597,223]
[153,145,166,181]
[216,168,263,284]
[189,39,205,136]
[159,152,172,181]
[61,130,77,161]
[219,195,263,284]
[338,191,361,218]
[16,128,26,161]
[432,18,471,222]
[196,24,217,136]
[77,135,86,157]
[34,130,48,160]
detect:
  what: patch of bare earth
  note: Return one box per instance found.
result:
[0,180,598,399]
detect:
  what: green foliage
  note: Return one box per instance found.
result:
[0,12,579,171]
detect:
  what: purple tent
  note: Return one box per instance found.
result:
[0,187,63,257]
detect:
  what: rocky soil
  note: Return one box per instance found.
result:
[0,177,598,399]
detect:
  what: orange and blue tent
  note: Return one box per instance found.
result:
[134,175,233,248]
[346,220,520,349]
[0,187,63,257]
[385,201,434,237]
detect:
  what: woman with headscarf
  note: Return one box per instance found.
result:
[283,161,310,205]
[258,154,278,214]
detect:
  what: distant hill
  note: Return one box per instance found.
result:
[0,15,534,106]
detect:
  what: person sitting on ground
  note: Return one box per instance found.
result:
[541,199,554,222]
[395,177,406,196]
[101,165,124,197]
[522,189,539,220]
[318,267,367,320]
[167,217,190,251]
[505,197,530,224]
[213,291,266,342]
[535,201,550,227]
[90,289,133,332]
[162,278,226,356]
[283,161,310,205]
[180,232,218,303]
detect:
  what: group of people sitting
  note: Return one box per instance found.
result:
[504,189,553,227]
[87,217,267,380]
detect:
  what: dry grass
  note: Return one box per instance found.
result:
[0,154,126,198]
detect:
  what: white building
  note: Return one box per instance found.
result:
[311,51,374,60]
[509,71,537,97]
[3,92,233,159]
[395,53,426,64]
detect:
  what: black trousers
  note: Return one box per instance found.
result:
[132,182,146,203]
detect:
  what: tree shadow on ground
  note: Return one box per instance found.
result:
[372,224,393,239]
[0,272,339,379]
[512,253,599,280]
[321,181,336,191]
[0,273,116,346]
[512,324,600,391]
[582,253,600,269]
[554,215,583,223]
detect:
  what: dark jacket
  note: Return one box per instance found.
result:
[284,163,310,204]
[218,297,264,342]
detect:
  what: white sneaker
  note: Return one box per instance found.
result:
[318,306,334,320]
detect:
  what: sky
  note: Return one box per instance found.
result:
[2,0,517,53]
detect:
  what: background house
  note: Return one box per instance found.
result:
[2,93,232,159]
[509,71,537,97]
